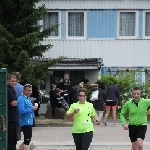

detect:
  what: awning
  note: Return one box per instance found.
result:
[32,58,104,70]
[49,58,103,70]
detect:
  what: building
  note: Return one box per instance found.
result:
[36,0,150,91]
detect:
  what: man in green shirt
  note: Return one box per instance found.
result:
[120,87,150,150]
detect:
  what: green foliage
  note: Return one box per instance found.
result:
[83,84,93,102]
[100,70,150,104]
[0,0,64,85]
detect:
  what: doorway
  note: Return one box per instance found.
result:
[70,71,85,86]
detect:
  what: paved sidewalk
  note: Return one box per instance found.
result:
[17,120,150,150]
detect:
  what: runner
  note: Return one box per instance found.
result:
[120,87,150,150]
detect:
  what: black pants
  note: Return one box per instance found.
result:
[72,131,93,150]
[16,119,21,141]
[8,121,17,150]
[22,125,32,145]
[51,103,56,117]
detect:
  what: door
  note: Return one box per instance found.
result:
[0,68,7,150]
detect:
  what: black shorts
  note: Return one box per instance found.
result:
[128,125,147,142]
[105,101,117,107]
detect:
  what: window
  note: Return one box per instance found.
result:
[144,11,150,37]
[43,11,60,37]
[118,11,138,38]
[67,11,86,38]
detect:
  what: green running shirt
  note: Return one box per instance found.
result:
[67,101,96,133]
[120,98,150,125]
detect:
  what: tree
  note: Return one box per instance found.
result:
[0,0,64,85]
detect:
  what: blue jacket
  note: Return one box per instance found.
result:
[17,95,34,126]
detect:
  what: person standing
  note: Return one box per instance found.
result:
[103,82,120,126]
[7,75,18,150]
[17,84,38,150]
[72,82,84,103]
[12,72,23,141]
[90,80,106,125]
[120,87,150,150]
[49,84,57,118]
[31,85,40,117]
[56,77,63,87]
[66,88,98,150]
[58,73,73,104]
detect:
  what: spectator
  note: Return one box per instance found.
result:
[31,85,40,117]
[56,77,63,88]
[18,84,38,150]
[7,75,18,150]
[58,77,63,83]
[84,79,89,85]
[103,82,120,127]
[72,82,84,103]
[54,88,69,111]
[90,80,105,90]
[49,84,57,118]
[90,80,106,125]
[12,72,23,141]
[58,73,73,104]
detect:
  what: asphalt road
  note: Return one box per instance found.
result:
[16,119,150,150]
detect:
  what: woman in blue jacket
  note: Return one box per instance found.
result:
[17,84,38,150]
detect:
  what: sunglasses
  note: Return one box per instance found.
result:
[78,95,86,97]
[24,84,32,87]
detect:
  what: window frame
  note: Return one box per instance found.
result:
[43,10,61,39]
[143,10,150,39]
[117,10,139,39]
[66,10,87,39]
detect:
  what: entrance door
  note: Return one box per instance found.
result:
[70,71,85,86]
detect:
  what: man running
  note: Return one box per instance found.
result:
[120,87,150,150]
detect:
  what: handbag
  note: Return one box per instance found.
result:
[90,90,99,101]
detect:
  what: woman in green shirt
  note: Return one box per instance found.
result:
[120,87,150,150]
[66,88,98,150]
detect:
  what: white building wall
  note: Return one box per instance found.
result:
[43,39,150,67]
[37,0,150,9]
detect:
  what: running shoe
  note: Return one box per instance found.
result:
[111,123,116,127]
[102,122,107,126]
[96,121,101,125]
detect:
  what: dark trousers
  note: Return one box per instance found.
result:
[8,121,17,150]
[51,103,56,117]
[16,108,21,141]
[16,119,21,141]
[22,125,32,145]
[72,131,93,150]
